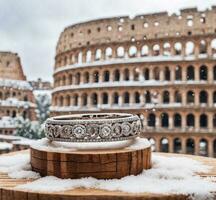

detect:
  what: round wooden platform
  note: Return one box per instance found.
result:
[30,145,152,179]
[0,151,216,200]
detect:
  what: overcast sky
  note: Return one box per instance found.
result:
[0,0,215,82]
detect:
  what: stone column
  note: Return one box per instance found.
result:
[208,90,213,107]
[169,138,174,153]
[207,39,212,58]
[195,113,200,132]
[181,138,186,154]
[169,115,173,130]
[149,67,154,80]
[195,91,199,106]
[170,68,175,83]
[195,65,199,81]
[208,65,213,83]
[182,66,187,82]
[195,138,200,155]
[182,92,187,106]
[208,139,214,157]
[208,113,213,132]
[159,68,164,81]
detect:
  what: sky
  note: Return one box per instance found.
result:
[0,0,215,82]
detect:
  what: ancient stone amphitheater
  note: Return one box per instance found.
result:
[51,7,216,157]
[0,52,36,135]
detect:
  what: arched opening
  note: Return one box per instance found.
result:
[186,138,195,154]
[145,91,151,103]
[174,138,182,153]
[59,96,64,106]
[160,138,169,152]
[174,42,182,55]
[75,72,80,85]
[175,91,182,103]
[62,75,66,85]
[82,93,88,106]
[95,49,102,60]
[123,92,130,104]
[117,46,125,58]
[113,92,119,104]
[185,41,195,55]
[187,114,195,127]
[91,93,98,106]
[66,95,70,106]
[86,50,92,62]
[214,91,216,104]
[93,71,99,83]
[200,65,208,81]
[175,66,182,80]
[144,68,149,80]
[213,114,216,128]
[69,74,73,85]
[174,113,181,127]
[153,67,160,80]
[0,92,2,100]
[73,94,78,106]
[163,91,170,104]
[199,139,208,156]
[124,69,130,81]
[211,38,216,56]
[12,110,16,118]
[214,140,216,157]
[114,69,120,81]
[199,90,208,104]
[153,44,160,56]
[148,113,156,127]
[163,42,171,56]
[102,93,108,104]
[199,40,207,54]
[187,65,194,80]
[135,92,140,104]
[105,47,112,59]
[200,114,208,128]
[103,71,110,82]
[141,45,148,56]
[187,91,195,103]
[161,113,169,127]
[164,67,170,81]
[129,46,137,57]
[78,52,82,64]
[23,111,27,119]
[84,72,89,83]
[214,66,216,81]
[133,68,140,81]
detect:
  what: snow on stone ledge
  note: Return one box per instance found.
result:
[7,152,215,200]
[0,79,32,90]
[0,98,36,108]
[0,142,13,150]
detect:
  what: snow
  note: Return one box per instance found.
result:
[211,39,216,50]
[54,55,205,74]
[0,98,36,108]
[186,41,194,55]
[0,78,32,90]
[32,137,150,151]
[14,153,216,200]
[0,116,16,128]
[0,153,39,179]
[33,90,52,97]
[0,142,13,150]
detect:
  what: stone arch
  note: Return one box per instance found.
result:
[199,40,207,54]
[113,92,119,104]
[214,65,216,80]
[187,65,194,80]
[185,41,195,55]
[105,47,112,59]
[103,70,110,82]
[200,65,208,81]
[59,96,64,106]
[153,67,160,80]
[199,90,208,104]
[86,50,92,62]
[66,95,70,106]
[93,71,99,83]
[83,72,89,83]
[143,68,149,80]
[95,49,102,60]
[161,113,169,127]
[163,42,171,56]
[186,138,195,154]
[117,46,125,58]
[163,90,170,104]
[211,38,216,56]
[199,138,208,156]
[124,68,130,81]
[82,93,88,106]
[174,90,182,103]
[123,92,130,104]
[160,138,169,152]
[129,45,137,57]
[148,113,156,127]
[187,91,195,103]
[174,42,182,55]
[200,114,208,128]
[134,92,140,104]
[153,44,160,56]
[214,91,216,103]
[73,94,78,106]
[133,68,139,81]
[187,113,195,127]
[75,72,80,85]
[213,114,216,128]
[69,74,73,85]
[141,45,149,56]
[114,69,120,81]
[164,67,170,81]
[174,113,182,127]
[91,93,98,106]
[173,138,182,153]
[175,65,182,80]
[102,92,108,104]
[145,91,151,103]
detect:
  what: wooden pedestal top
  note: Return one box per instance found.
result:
[0,151,216,200]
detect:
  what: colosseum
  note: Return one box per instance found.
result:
[51,6,216,157]
[0,52,36,135]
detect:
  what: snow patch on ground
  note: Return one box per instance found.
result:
[15,154,216,200]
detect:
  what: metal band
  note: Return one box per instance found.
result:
[45,113,142,142]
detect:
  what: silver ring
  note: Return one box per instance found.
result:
[45,113,142,142]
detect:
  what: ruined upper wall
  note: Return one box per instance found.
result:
[0,52,26,81]
[56,6,216,55]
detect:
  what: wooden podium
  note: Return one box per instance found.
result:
[30,144,152,179]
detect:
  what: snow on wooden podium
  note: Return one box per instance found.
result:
[30,138,152,179]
